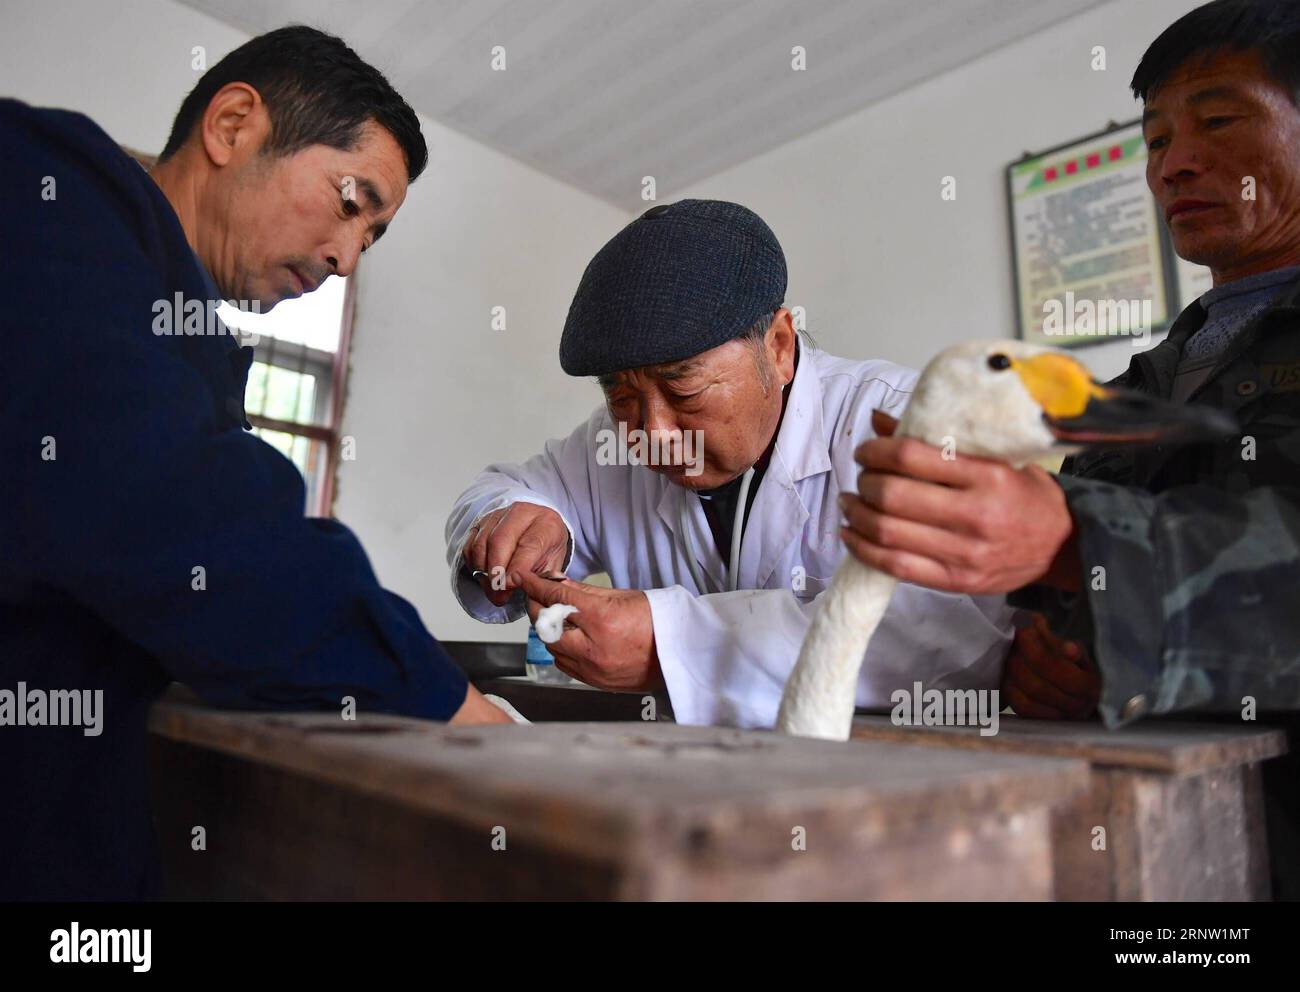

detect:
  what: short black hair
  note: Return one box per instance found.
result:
[160,25,427,182]
[1131,0,1300,104]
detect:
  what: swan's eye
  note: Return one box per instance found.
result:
[987,353,1012,371]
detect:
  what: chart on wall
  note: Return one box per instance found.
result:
[1007,119,1212,348]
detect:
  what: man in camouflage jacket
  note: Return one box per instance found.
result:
[1016,270,1300,726]
[838,0,1300,728]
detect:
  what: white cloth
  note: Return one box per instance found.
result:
[444,345,1013,729]
[482,694,531,725]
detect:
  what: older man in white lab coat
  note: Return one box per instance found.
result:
[445,200,1011,728]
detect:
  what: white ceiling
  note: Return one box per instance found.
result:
[179,0,1109,209]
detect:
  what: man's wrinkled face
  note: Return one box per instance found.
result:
[213,122,408,309]
[1142,49,1300,282]
[599,312,796,490]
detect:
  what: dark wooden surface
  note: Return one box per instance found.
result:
[850,715,1287,900]
[850,714,1287,773]
[475,676,675,722]
[148,695,1089,900]
[442,640,526,680]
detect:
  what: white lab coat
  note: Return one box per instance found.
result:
[445,344,1013,728]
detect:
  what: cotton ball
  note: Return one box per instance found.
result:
[536,604,579,643]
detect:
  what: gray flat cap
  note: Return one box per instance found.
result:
[559,199,787,377]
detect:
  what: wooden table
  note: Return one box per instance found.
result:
[850,715,1288,900]
[148,693,1089,900]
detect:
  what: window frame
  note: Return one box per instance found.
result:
[246,275,357,517]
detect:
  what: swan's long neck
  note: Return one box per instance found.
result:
[775,555,899,740]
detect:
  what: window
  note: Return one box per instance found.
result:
[218,276,355,517]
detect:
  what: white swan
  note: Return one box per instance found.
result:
[776,339,1234,740]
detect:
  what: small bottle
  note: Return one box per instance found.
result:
[526,625,571,684]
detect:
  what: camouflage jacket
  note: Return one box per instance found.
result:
[1011,271,1300,727]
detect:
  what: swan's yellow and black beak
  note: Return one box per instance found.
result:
[1010,352,1237,446]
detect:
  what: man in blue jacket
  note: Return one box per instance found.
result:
[0,26,512,900]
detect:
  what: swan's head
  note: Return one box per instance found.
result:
[900,340,1236,464]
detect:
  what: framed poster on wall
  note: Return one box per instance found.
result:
[1007,119,1211,348]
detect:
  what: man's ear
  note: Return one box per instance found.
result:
[198,82,266,168]
[767,307,798,386]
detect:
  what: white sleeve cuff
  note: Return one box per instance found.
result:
[448,495,578,624]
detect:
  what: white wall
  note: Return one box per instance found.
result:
[0,0,248,152]
[678,0,1203,381]
[0,0,627,643]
